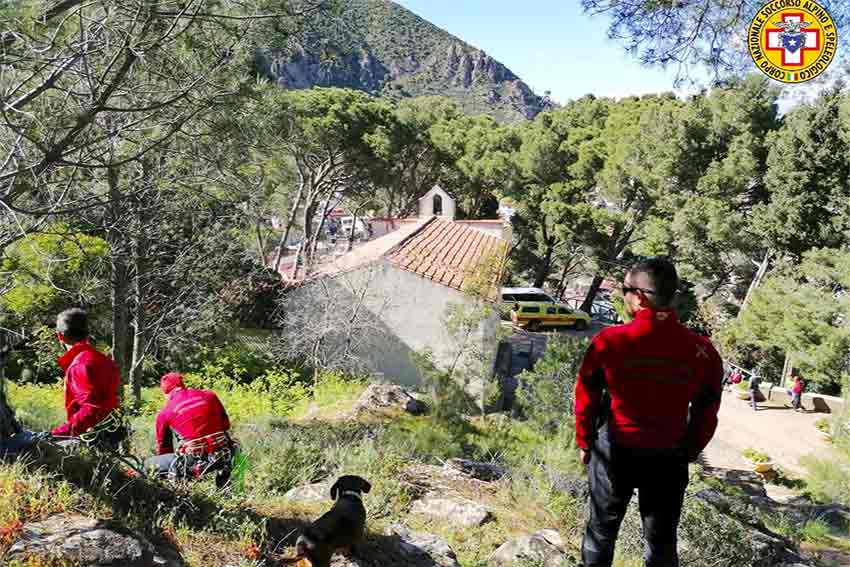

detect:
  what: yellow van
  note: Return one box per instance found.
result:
[511,302,591,332]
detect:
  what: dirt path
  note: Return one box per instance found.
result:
[703,389,838,476]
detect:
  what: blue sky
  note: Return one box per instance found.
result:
[394,0,681,103]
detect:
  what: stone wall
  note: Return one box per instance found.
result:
[759,384,846,414]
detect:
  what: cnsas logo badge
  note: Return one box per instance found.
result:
[748,0,838,83]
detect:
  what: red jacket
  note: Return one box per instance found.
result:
[575,309,723,456]
[52,342,121,437]
[155,388,230,455]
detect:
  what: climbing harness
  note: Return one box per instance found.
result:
[79,407,128,449]
[169,431,239,488]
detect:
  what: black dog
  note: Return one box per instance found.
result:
[288,475,371,567]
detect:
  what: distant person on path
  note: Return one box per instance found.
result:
[146,373,235,486]
[748,375,762,411]
[52,308,123,449]
[790,376,804,411]
[730,370,742,384]
[726,369,742,391]
[574,257,723,567]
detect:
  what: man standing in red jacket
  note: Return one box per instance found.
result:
[51,308,121,444]
[145,373,234,485]
[575,258,723,567]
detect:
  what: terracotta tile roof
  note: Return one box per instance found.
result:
[384,217,507,292]
[310,216,507,294]
[311,219,429,279]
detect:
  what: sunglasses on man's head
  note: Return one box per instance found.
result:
[621,286,656,296]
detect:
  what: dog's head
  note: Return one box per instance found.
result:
[330,475,371,500]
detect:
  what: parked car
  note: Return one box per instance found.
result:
[511,302,591,332]
[589,300,621,323]
[339,216,368,237]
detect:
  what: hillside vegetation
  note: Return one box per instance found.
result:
[256,0,548,122]
[3,340,849,567]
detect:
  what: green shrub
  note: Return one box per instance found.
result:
[384,415,472,462]
[802,518,833,544]
[238,420,385,496]
[4,326,65,385]
[677,497,763,566]
[764,511,804,545]
[815,417,832,434]
[412,349,478,423]
[288,371,367,418]
[801,453,850,506]
[182,365,311,420]
[7,382,64,431]
[516,335,589,433]
[742,448,770,463]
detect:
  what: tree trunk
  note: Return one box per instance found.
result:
[129,226,148,409]
[581,275,605,315]
[781,354,793,389]
[0,386,18,439]
[0,335,21,439]
[255,219,267,265]
[107,167,131,393]
[739,249,772,317]
[347,208,363,252]
[532,242,555,287]
[130,310,146,408]
[272,182,305,274]
[311,195,335,259]
[580,224,635,315]
[556,256,581,300]
[292,201,317,279]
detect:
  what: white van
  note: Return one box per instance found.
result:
[501,287,556,304]
[338,216,368,236]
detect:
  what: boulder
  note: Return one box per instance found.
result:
[353,384,428,416]
[410,493,492,527]
[443,458,507,482]
[384,524,461,567]
[488,529,577,566]
[284,481,332,503]
[6,514,154,567]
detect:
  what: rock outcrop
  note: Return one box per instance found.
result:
[443,458,507,482]
[6,514,155,567]
[384,524,461,567]
[354,384,428,416]
[489,529,578,567]
[410,493,492,527]
[283,481,332,503]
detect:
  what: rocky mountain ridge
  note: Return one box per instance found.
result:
[256,0,548,122]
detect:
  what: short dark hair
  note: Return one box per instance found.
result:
[56,308,89,343]
[628,257,678,307]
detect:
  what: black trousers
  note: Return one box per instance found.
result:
[582,430,689,567]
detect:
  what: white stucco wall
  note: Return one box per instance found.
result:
[297,261,499,388]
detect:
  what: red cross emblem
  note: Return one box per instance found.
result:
[766,13,820,67]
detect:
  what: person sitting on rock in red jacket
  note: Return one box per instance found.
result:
[145,373,235,485]
[51,308,122,448]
